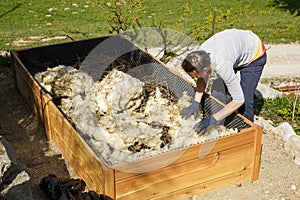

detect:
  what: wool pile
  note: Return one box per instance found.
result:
[35,66,238,165]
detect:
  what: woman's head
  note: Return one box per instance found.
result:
[181,51,212,80]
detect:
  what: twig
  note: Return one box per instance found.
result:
[122,1,148,50]
[88,1,110,14]
[292,86,299,121]
[211,7,217,36]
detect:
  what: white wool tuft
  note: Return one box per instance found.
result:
[94,69,144,114]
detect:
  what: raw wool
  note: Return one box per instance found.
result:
[95,70,182,159]
[35,66,106,141]
[35,65,94,98]
[94,69,144,115]
[35,65,238,165]
[93,70,208,163]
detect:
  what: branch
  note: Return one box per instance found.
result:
[122,1,148,50]
[211,7,217,36]
[88,0,110,15]
[292,86,299,121]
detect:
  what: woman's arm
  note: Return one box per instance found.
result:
[212,100,243,121]
[194,91,203,103]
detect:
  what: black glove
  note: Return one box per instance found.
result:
[180,100,201,119]
[193,116,218,134]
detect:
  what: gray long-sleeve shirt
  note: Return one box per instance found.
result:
[200,29,261,103]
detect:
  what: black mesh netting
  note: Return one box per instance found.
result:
[14,35,250,131]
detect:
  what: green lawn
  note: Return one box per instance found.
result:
[0,0,299,51]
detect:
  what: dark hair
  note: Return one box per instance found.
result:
[181,51,211,74]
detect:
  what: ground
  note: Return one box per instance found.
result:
[0,43,300,200]
[0,66,72,199]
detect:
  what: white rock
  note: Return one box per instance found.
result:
[284,135,300,165]
[254,116,275,133]
[295,157,300,165]
[0,137,33,199]
[272,122,297,141]
[264,190,270,194]
[295,190,300,198]
[256,82,282,99]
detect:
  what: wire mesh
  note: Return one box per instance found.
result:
[14,35,251,131]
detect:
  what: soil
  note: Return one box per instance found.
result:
[1,44,300,200]
[0,66,71,199]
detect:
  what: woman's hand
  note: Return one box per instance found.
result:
[180,100,201,119]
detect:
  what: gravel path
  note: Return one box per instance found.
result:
[262,43,300,77]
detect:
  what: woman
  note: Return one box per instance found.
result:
[180,29,267,134]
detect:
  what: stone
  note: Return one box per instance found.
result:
[255,117,275,133]
[256,82,282,99]
[270,122,296,141]
[0,136,34,200]
[254,116,275,133]
[295,190,300,198]
[284,135,300,165]
[1,171,32,200]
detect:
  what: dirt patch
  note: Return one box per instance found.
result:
[0,66,71,199]
[12,36,67,47]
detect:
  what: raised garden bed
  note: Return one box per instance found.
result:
[11,35,263,200]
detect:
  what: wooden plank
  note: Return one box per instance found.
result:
[115,128,256,181]
[41,92,53,139]
[116,142,253,189]
[274,85,300,92]
[113,145,193,175]
[174,127,256,163]
[117,158,251,200]
[49,121,107,194]
[13,57,49,124]
[46,101,113,195]
[116,143,254,199]
[104,168,116,199]
[49,112,92,163]
[14,66,38,113]
[250,125,263,181]
[151,169,251,200]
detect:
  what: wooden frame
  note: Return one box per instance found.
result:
[10,37,262,199]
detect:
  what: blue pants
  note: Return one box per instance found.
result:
[211,53,267,122]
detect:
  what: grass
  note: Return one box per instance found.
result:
[0,0,104,50]
[257,77,300,135]
[142,0,300,41]
[0,0,299,51]
[258,96,300,135]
